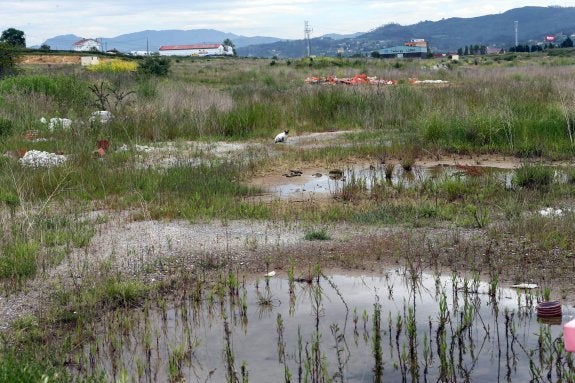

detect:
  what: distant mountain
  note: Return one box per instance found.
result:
[360,6,575,52]
[320,32,363,40]
[41,34,81,51]
[238,6,575,57]
[41,29,283,53]
[39,6,575,58]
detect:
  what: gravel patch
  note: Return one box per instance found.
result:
[0,212,378,332]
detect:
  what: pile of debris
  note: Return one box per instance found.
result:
[305,74,397,85]
[305,74,449,86]
[408,78,449,84]
[18,150,67,168]
[283,169,302,178]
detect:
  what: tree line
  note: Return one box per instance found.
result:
[457,37,574,56]
[509,37,573,52]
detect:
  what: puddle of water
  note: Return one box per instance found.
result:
[251,164,517,200]
[251,163,572,200]
[73,270,573,382]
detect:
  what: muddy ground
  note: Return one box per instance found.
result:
[1,131,573,333]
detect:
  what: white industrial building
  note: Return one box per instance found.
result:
[158,44,233,57]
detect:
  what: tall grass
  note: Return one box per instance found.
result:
[0,353,64,383]
[0,240,39,280]
[513,163,554,189]
[2,56,575,157]
[0,75,91,114]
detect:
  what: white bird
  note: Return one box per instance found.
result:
[274,130,289,143]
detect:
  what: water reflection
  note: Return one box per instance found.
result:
[266,164,520,200]
[75,270,574,382]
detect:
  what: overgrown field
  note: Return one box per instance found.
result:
[2,51,575,381]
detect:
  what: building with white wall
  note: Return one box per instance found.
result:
[158,44,233,57]
[73,38,101,52]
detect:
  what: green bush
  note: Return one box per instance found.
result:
[304,229,331,241]
[137,56,171,76]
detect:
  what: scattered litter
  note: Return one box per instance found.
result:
[408,78,449,84]
[19,150,67,168]
[306,74,396,85]
[511,283,538,289]
[539,207,567,217]
[41,117,72,131]
[116,144,153,153]
[135,144,153,152]
[328,169,344,180]
[265,271,276,277]
[97,139,110,150]
[536,301,562,318]
[305,74,448,86]
[23,130,40,141]
[90,111,113,124]
[283,169,302,178]
[565,318,575,351]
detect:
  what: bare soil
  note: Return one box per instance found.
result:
[21,55,82,65]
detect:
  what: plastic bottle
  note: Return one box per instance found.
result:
[564,318,575,352]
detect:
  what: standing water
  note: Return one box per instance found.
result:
[74,270,575,382]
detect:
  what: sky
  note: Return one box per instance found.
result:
[1,0,574,47]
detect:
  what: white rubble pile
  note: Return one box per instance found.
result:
[19,150,68,168]
[116,144,153,152]
[134,144,153,152]
[539,207,572,217]
[412,79,449,84]
[40,117,73,132]
[89,111,113,124]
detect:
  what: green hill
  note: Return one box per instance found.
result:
[238,6,575,57]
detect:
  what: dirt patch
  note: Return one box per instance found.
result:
[280,130,356,149]
[21,55,82,65]
[0,212,385,331]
